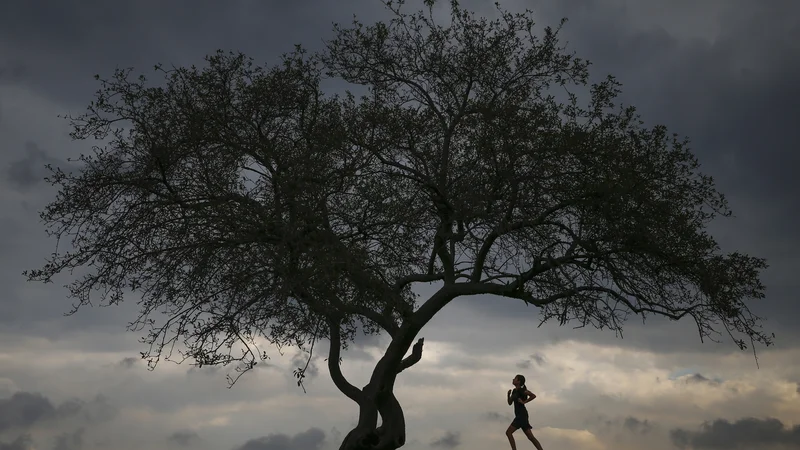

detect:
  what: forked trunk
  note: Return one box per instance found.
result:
[339,390,407,450]
[327,306,426,450]
[337,335,425,450]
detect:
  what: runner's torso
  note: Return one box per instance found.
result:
[512,388,528,417]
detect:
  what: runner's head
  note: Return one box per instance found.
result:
[513,374,526,390]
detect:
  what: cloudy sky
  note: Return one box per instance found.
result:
[1,1,799,449]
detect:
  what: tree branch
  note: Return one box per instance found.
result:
[338,300,400,338]
[326,317,363,404]
[396,338,424,374]
[311,230,401,337]
[471,198,590,282]
[393,273,446,292]
[411,251,586,329]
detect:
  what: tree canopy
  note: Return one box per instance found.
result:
[25,1,772,449]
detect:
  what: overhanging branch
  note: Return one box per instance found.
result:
[336,299,400,338]
[326,317,363,404]
[411,252,586,329]
[471,198,593,283]
[393,273,446,292]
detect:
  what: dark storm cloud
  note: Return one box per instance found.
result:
[0,391,117,432]
[52,428,84,450]
[686,373,709,383]
[623,416,653,435]
[430,431,460,449]
[670,417,800,449]
[532,0,800,322]
[449,0,800,349]
[0,61,26,84]
[0,143,104,340]
[683,373,721,386]
[1,0,798,359]
[0,0,388,106]
[118,357,137,369]
[517,352,547,369]
[57,395,117,425]
[0,435,32,450]
[234,427,326,450]
[0,392,51,431]
[4,142,62,191]
[167,430,200,447]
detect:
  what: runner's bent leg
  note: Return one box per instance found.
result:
[506,425,518,450]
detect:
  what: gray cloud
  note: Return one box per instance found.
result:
[3,142,61,191]
[622,417,653,435]
[118,357,138,369]
[58,395,117,425]
[0,392,117,433]
[52,428,84,450]
[0,0,795,360]
[330,427,342,447]
[430,431,460,449]
[167,430,199,447]
[581,413,657,437]
[0,62,26,84]
[410,0,800,354]
[0,435,33,450]
[234,428,326,450]
[0,0,388,108]
[516,353,547,370]
[290,352,320,383]
[683,373,721,386]
[686,373,710,384]
[482,411,512,423]
[334,322,385,362]
[541,0,800,327]
[186,366,222,377]
[670,417,800,449]
[0,2,799,450]
[0,392,55,431]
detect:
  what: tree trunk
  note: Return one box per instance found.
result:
[339,388,407,450]
[337,334,424,450]
[329,303,427,450]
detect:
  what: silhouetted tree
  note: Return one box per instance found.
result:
[26,1,772,449]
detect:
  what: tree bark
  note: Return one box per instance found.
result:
[338,391,407,450]
[331,281,442,450]
[337,337,424,450]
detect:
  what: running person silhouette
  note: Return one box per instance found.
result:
[506,374,544,450]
